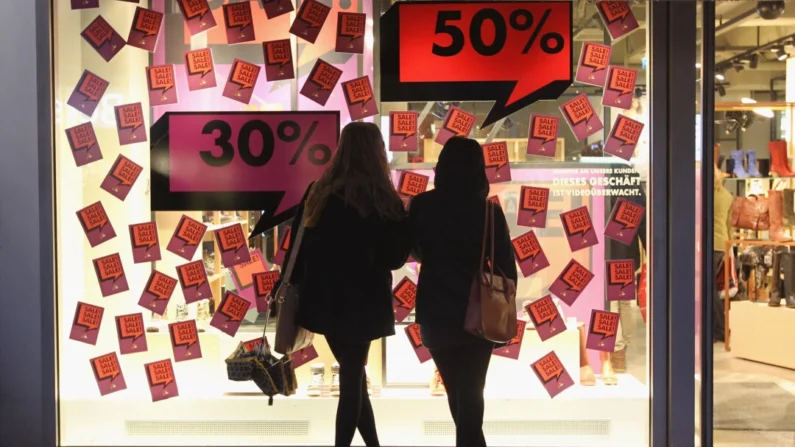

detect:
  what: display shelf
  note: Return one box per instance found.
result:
[730,300,795,370]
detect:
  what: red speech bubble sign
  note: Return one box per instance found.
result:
[77,201,110,232]
[92,352,121,380]
[512,230,542,262]
[521,186,549,216]
[406,323,423,348]
[243,337,266,353]
[299,0,331,28]
[398,171,429,197]
[614,200,644,230]
[170,320,199,349]
[339,12,365,39]
[562,95,595,126]
[598,1,631,23]
[117,313,144,341]
[254,271,280,297]
[561,207,593,238]
[232,250,266,289]
[590,310,619,339]
[147,271,178,300]
[77,71,109,102]
[310,59,343,91]
[133,7,163,37]
[147,65,176,94]
[393,277,417,310]
[530,115,559,144]
[343,76,374,107]
[175,215,207,246]
[560,260,594,293]
[443,108,476,137]
[506,320,526,346]
[83,15,114,47]
[76,302,104,330]
[533,351,565,382]
[608,67,637,96]
[130,222,158,249]
[177,0,210,20]
[611,115,644,146]
[117,103,144,132]
[67,122,98,152]
[220,291,250,322]
[110,155,143,187]
[223,2,253,30]
[146,359,174,387]
[264,39,292,67]
[216,224,246,253]
[482,142,509,170]
[178,260,208,289]
[609,260,635,287]
[488,195,502,208]
[391,111,417,139]
[186,48,214,77]
[582,42,611,72]
[526,295,559,326]
[230,59,261,90]
[95,253,124,282]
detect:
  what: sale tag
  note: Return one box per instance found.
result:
[115,103,147,145]
[253,270,279,313]
[223,2,255,44]
[560,94,603,142]
[511,230,550,277]
[145,359,179,402]
[147,65,179,106]
[116,312,148,355]
[435,106,476,145]
[214,223,251,268]
[167,215,207,261]
[291,344,320,369]
[290,0,331,44]
[263,39,295,82]
[605,198,645,246]
[100,154,143,201]
[67,70,108,117]
[169,319,203,362]
[482,142,511,184]
[575,42,612,87]
[211,291,251,336]
[129,221,161,264]
[177,260,212,305]
[72,0,99,9]
[604,114,644,162]
[176,0,216,36]
[531,351,574,398]
[602,66,637,110]
[493,320,526,360]
[93,253,129,297]
[70,302,104,345]
[548,259,595,306]
[389,111,418,152]
[127,7,163,51]
[343,76,378,121]
[405,323,431,363]
[262,0,294,19]
[138,270,178,316]
[91,352,126,396]
[527,114,559,158]
[586,309,619,352]
[559,206,598,252]
[65,122,103,167]
[606,259,636,301]
[243,336,268,353]
[525,295,566,341]
[274,227,291,266]
[336,12,366,54]
[77,201,116,248]
[184,48,217,91]
[398,171,429,199]
[597,1,640,41]
[488,194,502,209]
[230,249,269,308]
[518,186,549,228]
[392,277,417,323]
[223,58,261,104]
[300,59,342,106]
[81,15,125,62]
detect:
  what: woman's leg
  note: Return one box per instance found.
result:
[429,347,462,423]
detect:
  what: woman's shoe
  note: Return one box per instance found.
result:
[578,323,596,386]
[600,351,618,386]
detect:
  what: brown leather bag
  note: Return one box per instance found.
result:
[731,195,770,231]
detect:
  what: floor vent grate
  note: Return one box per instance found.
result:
[423,419,610,437]
[125,420,310,437]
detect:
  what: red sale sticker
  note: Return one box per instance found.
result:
[147,64,179,107]
[169,319,202,362]
[493,320,526,360]
[389,111,418,152]
[223,2,255,44]
[511,230,550,277]
[184,48,217,91]
[214,223,251,268]
[575,42,612,87]
[67,70,109,117]
[262,0,294,20]
[527,114,559,158]
[210,291,251,336]
[602,66,637,110]
[81,15,126,62]
[604,114,644,162]
[597,1,640,41]
[91,352,127,396]
[290,0,331,44]
[392,277,417,323]
[115,103,147,146]
[77,201,116,248]
[127,7,164,51]
[93,253,129,297]
[482,141,511,184]
[65,121,103,167]
[223,58,261,104]
[342,76,378,121]
[531,351,574,398]
[253,270,280,313]
[605,198,645,246]
[145,359,179,402]
[100,154,143,201]
[166,215,207,261]
[175,0,217,36]
[291,344,320,369]
[300,59,343,106]
[560,94,603,142]
[525,295,566,341]
[518,186,549,228]
[116,312,147,355]
[397,171,429,199]
[177,260,212,305]
[263,39,295,82]
[138,270,178,315]
[435,106,476,146]
[606,259,636,301]
[336,12,366,54]
[559,206,598,252]
[405,323,431,363]
[129,222,161,264]
[70,302,104,345]
[548,259,594,306]
[586,309,619,352]
[230,249,269,308]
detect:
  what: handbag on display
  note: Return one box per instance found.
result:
[464,201,517,343]
[731,194,770,231]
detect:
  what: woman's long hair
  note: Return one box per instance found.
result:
[304,122,404,226]
[434,136,489,199]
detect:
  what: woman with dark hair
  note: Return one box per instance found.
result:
[278,122,409,447]
[408,137,517,447]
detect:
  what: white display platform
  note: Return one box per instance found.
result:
[732,300,795,369]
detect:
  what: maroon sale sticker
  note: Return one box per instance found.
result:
[342,76,378,121]
[336,12,366,54]
[223,2,255,44]
[214,223,251,268]
[115,103,147,145]
[175,0,217,36]
[100,155,143,201]
[435,106,476,145]
[65,122,102,167]
[129,222,161,264]
[560,94,603,142]
[67,70,108,117]
[262,0,294,19]
[115,312,147,355]
[527,114,559,158]
[586,309,619,353]
[145,359,179,402]
[576,42,612,87]
[482,142,511,184]
[290,0,331,44]
[263,39,295,82]
[560,207,598,252]
[493,320,526,360]
[138,270,178,315]
[605,198,645,246]
[223,59,261,105]
[518,186,549,228]
[531,351,574,399]
[525,295,566,341]
[511,230,550,277]
[91,352,126,396]
[389,111,418,152]
[72,0,99,9]
[169,320,202,362]
[93,253,129,297]
[392,276,417,323]
[405,323,431,363]
[184,48,217,91]
[274,227,291,266]
[606,259,636,301]
[127,7,163,52]
[300,59,343,106]
[77,201,116,248]
[177,260,212,305]
[597,1,640,41]
[602,66,637,110]
[397,171,429,199]
[81,15,126,62]
[291,344,320,369]
[489,195,502,209]
[211,291,250,336]
[253,271,279,313]
[70,302,104,345]
[548,259,595,307]
[604,114,644,162]
[230,249,268,308]
[147,64,179,107]
[167,215,207,261]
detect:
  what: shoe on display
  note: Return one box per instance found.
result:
[578,324,596,386]
[600,351,618,386]
[612,348,627,373]
[330,362,340,397]
[768,141,795,177]
[203,252,216,276]
[430,367,446,396]
[758,158,771,177]
[783,189,795,226]
[768,190,792,242]
[306,363,325,397]
[730,150,750,178]
[745,150,762,177]
[769,251,783,307]
[197,301,211,322]
[175,303,189,322]
[220,211,234,223]
[781,253,795,308]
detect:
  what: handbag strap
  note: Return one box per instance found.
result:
[478,201,497,291]
[479,201,489,276]
[281,185,313,286]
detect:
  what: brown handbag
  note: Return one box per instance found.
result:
[731,195,770,231]
[464,201,517,343]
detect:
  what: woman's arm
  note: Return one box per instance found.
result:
[493,204,518,283]
[375,214,411,270]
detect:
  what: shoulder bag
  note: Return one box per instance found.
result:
[731,194,769,231]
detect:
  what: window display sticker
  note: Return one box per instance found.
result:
[291,344,320,369]
[290,0,331,44]
[405,323,431,363]
[525,295,566,341]
[176,0,217,36]
[100,154,143,201]
[72,0,99,9]
[389,111,418,152]
[91,352,126,396]
[230,249,269,308]
[262,0,294,20]
[115,312,147,355]
[223,58,261,104]
[146,64,179,107]
[300,59,342,106]
[559,206,598,252]
[392,276,417,323]
[81,15,126,62]
[531,351,574,399]
[184,48,217,91]
[342,76,378,121]
[145,359,179,402]
[214,223,251,268]
[336,12,366,54]
[93,253,129,297]
[65,122,103,167]
[211,291,250,337]
[435,106,476,145]
[263,39,295,82]
[114,103,147,145]
[129,222,161,264]
[167,215,207,261]
[488,194,502,209]
[575,42,612,87]
[398,171,429,199]
[253,271,280,313]
[482,142,511,184]
[493,320,526,360]
[77,201,116,248]
[604,114,644,162]
[560,94,603,142]
[67,70,108,117]
[605,198,645,246]
[602,66,637,110]
[169,319,202,362]
[518,186,549,228]
[138,270,178,315]
[597,1,640,41]
[274,228,291,266]
[223,2,255,44]
[243,336,268,353]
[70,302,104,345]
[177,260,212,305]
[127,7,164,52]
[586,309,619,353]
[511,230,550,277]
[527,114,559,158]
[548,259,595,306]
[606,259,636,301]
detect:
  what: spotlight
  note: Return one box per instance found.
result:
[777,48,789,61]
[757,0,785,20]
[750,53,760,69]
[733,63,744,73]
[716,71,725,81]
[717,84,726,97]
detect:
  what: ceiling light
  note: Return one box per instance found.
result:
[750,53,760,69]
[741,97,757,104]
[734,63,744,72]
[716,71,725,81]
[754,108,775,118]
[696,62,702,68]
[777,48,789,61]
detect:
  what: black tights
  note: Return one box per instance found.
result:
[325,337,379,447]
[429,341,493,447]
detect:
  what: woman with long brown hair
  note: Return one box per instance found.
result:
[277,122,409,447]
